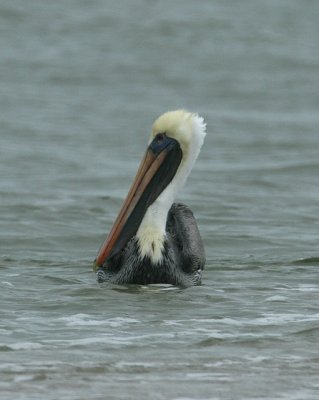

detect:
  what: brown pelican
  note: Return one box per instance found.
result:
[93,110,206,286]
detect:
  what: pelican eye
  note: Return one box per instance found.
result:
[149,132,175,155]
[155,133,165,143]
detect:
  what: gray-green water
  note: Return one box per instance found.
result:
[1,1,319,399]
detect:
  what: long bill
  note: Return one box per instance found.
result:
[93,137,182,271]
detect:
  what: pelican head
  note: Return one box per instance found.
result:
[94,110,206,271]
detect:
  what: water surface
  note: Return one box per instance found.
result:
[1,1,319,399]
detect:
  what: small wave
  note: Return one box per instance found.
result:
[59,314,139,327]
[0,345,13,352]
[265,295,287,302]
[107,283,181,293]
[292,257,319,266]
[196,337,226,347]
[1,281,14,287]
[0,342,43,351]
[290,325,319,337]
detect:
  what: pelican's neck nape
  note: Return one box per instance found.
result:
[136,110,206,264]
